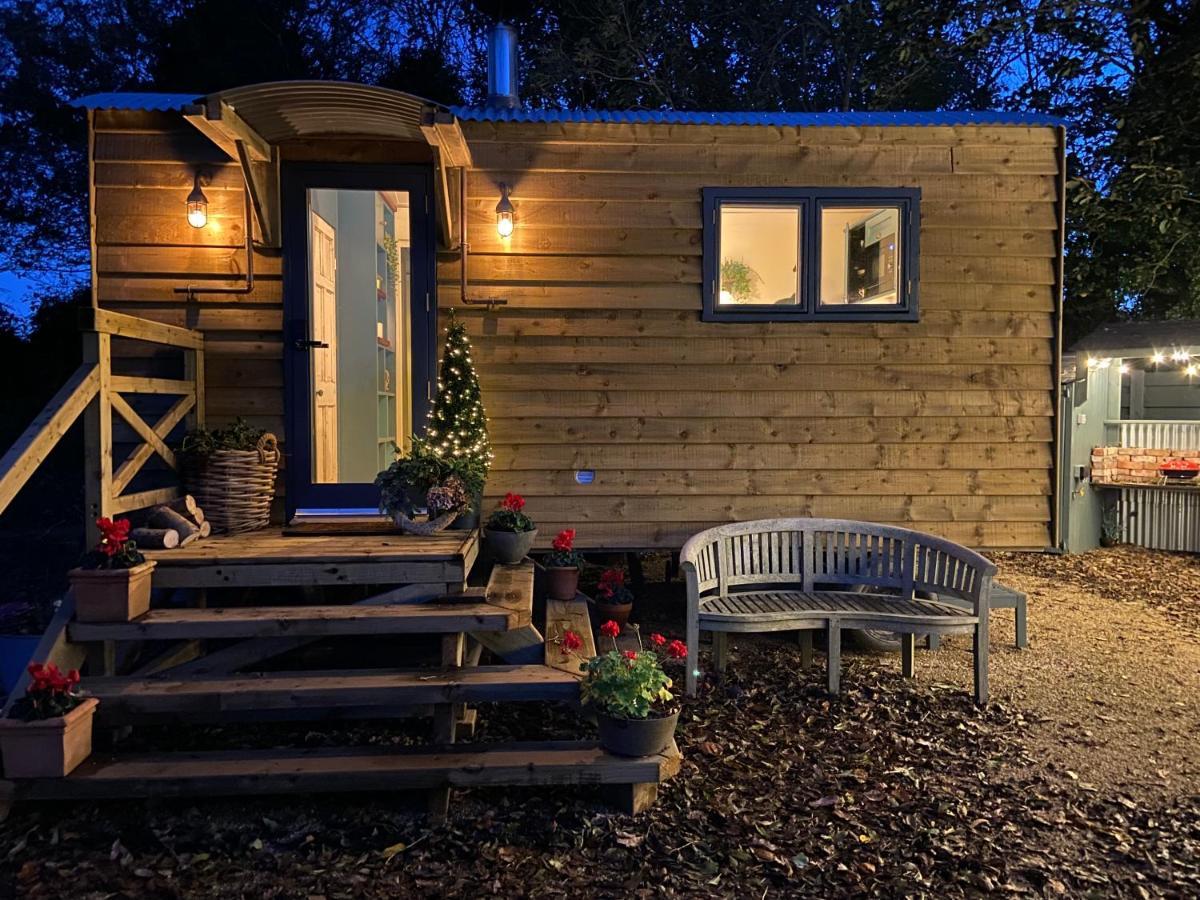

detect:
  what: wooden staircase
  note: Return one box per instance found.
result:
[5,556,681,818]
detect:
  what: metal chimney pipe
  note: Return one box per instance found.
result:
[486,22,521,109]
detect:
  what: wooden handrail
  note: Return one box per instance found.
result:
[0,363,100,517]
[80,307,204,350]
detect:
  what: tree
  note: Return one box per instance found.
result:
[425,313,492,472]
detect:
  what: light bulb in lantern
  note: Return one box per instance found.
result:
[496,183,515,238]
[186,172,209,228]
[1152,352,1166,365]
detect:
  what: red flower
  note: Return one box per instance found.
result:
[552,529,576,552]
[666,639,688,660]
[501,492,525,512]
[598,568,625,588]
[599,620,620,638]
[649,633,666,647]
[623,650,638,661]
[562,630,583,652]
[96,516,131,557]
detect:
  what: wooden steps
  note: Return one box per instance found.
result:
[86,665,581,719]
[21,741,683,806]
[70,600,528,642]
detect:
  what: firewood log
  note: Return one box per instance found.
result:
[196,520,212,539]
[148,506,200,546]
[129,527,179,550]
[167,495,205,526]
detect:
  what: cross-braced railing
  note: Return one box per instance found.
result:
[0,307,204,542]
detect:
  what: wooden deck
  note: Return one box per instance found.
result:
[143,528,479,589]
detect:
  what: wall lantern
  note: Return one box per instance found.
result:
[186,172,210,228]
[495,182,514,237]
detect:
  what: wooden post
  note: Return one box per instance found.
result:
[798,630,814,670]
[429,632,465,822]
[603,781,658,815]
[712,631,728,674]
[82,331,112,546]
[901,633,916,678]
[185,347,205,429]
[826,620,841,695]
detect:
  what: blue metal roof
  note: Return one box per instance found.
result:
[72,92,202,111]
[450,107,1065,127]
[72,91,1065,128]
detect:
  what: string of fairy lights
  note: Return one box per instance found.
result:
[424,317,493,464]
[1087,350,1199,378]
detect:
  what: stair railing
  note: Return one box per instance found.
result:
[0,308,205,540]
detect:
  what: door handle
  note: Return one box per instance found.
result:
[294,339,330,350]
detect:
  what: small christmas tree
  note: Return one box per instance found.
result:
[426,312,492,474]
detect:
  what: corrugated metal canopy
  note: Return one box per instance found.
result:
[74,82,449,142]
[451,106,1066,127]
[214,82,445,142]
[1071,320,1200,355]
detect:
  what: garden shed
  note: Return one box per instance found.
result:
[66,75,1066,552]
[1062,319,1200,552]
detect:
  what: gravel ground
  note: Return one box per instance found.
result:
[1,547,1198,898]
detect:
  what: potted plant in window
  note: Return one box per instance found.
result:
[69,517,155,623]
[591,567,634,628]
[544,528,584,600]
[581,623,686,757]
[484,492,537,564]
[0,663,98,778]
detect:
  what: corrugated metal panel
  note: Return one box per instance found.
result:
[72,92,201,111]
[1106,420,1200,450]
[1119,487,1200,552]
[215,82,442,142]
[450,106,1066,127]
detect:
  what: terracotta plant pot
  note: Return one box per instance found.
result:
[591,599,633,628]
[545,566,580,601]
[0,697,99,778]
[596,709,679,757]
[485,528,538,565]
[69,560,156,623]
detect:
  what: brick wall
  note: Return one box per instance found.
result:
[1090,447,1200,484]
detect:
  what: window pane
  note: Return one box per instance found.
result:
[819,206,901,307]
[718,205,799,306]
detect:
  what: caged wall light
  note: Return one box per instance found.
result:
[186,172,209,228]
[495,183,514,237]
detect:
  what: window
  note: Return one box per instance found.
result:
[702,188,919,322]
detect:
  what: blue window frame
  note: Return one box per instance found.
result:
[701,187,920,323]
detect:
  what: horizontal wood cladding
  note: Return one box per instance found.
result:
[90,116,1059,549]
[521,521,1050,551]
[488,416,1053,444]
[440,253,1057,285]
[454,121,1059,550]
[485,468,1051,497]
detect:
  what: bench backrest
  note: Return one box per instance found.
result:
[680,518,996,603]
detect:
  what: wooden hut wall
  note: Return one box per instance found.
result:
[90,110,1062,548]
[444,121,1062,550]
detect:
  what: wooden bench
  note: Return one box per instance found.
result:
[680,518,997,704]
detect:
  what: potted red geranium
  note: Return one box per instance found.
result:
[591,567,633,627]
[69,517,155,622]
[581,622,686,757]
[544,529,585,600]
[484,492,537,564]
[0,662,98,778]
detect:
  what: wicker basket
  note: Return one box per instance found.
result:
[183,433,280,535]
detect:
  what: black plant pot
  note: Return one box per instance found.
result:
[595,710,679,757]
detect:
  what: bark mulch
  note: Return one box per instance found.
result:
[3,639,1199,898]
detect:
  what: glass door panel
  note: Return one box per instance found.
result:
[306,188,413,485]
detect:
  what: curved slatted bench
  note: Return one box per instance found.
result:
[680,518,997,704]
